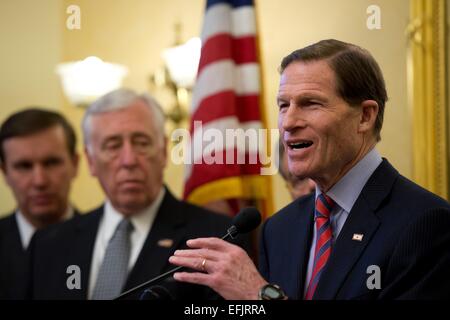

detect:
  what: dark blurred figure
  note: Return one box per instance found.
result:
[0,108,79,299]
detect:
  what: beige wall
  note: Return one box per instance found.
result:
[0,0,411,215]
[0,0,63,214]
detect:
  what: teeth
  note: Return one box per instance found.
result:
[289,141,313,149]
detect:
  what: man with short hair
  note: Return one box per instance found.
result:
[31,89,248,300]
[169,39,450,299]
[0,108,79,299]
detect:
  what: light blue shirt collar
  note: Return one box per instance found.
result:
[316,148,382,213]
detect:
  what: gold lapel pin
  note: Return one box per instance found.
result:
[157,238,174,248]
[352,234,364,241]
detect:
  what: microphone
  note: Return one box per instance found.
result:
[114,207,261,300]
[224,207,261,240]
[139,285,173,300]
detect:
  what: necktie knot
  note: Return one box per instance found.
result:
[115,218,134,235]
[315,193,335,219]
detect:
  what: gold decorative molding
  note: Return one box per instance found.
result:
[408,0,448,199]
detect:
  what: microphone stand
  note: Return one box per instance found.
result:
[114,226,238,300]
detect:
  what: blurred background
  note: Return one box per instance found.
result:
[0,0,448,215]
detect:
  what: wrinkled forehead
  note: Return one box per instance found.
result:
[278,60,338,95]
[3,126,72,161]
[89,103,159,140]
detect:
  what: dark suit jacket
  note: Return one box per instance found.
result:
[259,159,450,299]
[0,213,29,299]
[0,209,81,300]
[31,189,248,300]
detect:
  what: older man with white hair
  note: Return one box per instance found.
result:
[31,88,249,300]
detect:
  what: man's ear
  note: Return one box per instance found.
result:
[71,153,80,178]
[358,100,379,135]
[84,146,97,177]
[161,136,168,168]
[0,158,12,186]
[0,160,5,175]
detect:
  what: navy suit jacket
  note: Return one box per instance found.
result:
[259,159,450,299]
[31,189,249,300]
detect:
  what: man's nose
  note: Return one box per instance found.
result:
[31,165,49,187]
[281,103,304,131]
[120,141,138,167]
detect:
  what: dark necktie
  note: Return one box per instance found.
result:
[305,193,335,300]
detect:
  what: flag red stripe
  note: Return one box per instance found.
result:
[189,92,262,132]
[198,34,257,74]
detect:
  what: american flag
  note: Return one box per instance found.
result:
[183,0,273,216]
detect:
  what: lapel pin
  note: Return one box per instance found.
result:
[157,238,174,248]
[352,233,364,241]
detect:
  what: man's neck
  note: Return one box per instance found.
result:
[317,139,377,192]
[22,206,73,229]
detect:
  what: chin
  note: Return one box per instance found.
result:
[29,206,58,216]
[290,169,310,181]
[119,198,150,213]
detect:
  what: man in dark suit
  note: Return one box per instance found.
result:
[169,39,450,299]
[31,89,246,300]
[0,109,79,299]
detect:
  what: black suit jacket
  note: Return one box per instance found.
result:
[259,159,450,299]
[31,189,248,300]
[0,209,80,299]
[0,213,29,299]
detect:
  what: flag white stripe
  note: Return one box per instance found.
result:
[191,61,260,114]
[202,4,256,42]
[184,117,263,180]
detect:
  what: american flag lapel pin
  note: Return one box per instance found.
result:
[157,238,174,248]
[352,233,364,241]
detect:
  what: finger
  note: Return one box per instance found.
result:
[173,271,213,287]
[186,237,237,251]
[173,248,221,261]
[169,255,214,272]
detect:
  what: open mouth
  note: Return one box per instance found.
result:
[288,141,313,150]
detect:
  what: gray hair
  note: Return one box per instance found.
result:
[82,88,166,152]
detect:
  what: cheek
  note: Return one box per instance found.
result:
[5,172,26,191]
[278,114,283,129]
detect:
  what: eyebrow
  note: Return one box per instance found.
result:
[277,93,328,104]
[101,132,153,144]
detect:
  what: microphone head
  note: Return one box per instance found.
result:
[139,285,173,300]
[231,207,262,234]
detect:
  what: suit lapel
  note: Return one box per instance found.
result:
[124,191,187,290]
[313,159,398,299]
[293,197,315,298]
[69,207,102,299]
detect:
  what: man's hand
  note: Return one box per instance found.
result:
[169,237,268,300]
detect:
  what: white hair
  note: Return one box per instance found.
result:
[82,88,166,153]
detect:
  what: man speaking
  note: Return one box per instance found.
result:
[169,39,450,300]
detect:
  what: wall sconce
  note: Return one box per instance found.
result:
[56,56,128,107]
[151,37,201,126]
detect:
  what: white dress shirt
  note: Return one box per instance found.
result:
[15,207,74,250]
[303,148,382,296]
[88,187,165,300]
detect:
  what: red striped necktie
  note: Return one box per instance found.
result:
[305,193,336,300]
